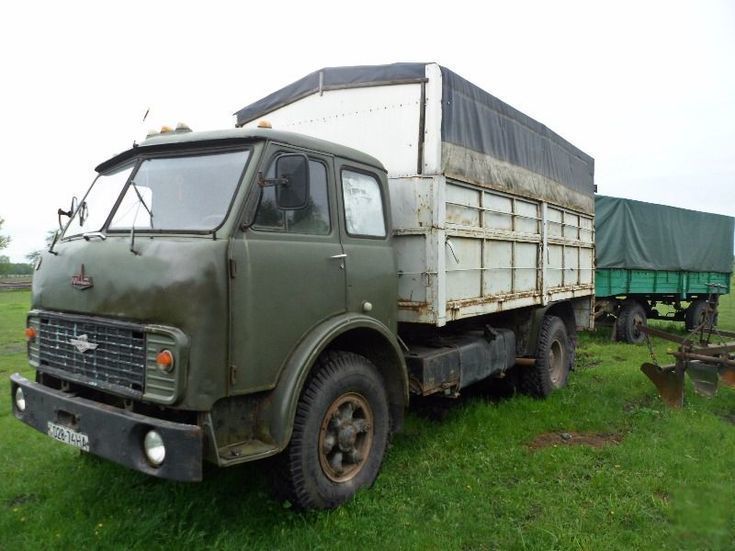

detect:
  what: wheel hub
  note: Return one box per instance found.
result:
[632,313,644,337]
[319,392,373,483]
[548,339,565,386]
[338,425,357,451]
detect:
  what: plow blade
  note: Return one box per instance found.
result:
[686,363,719,398]
[719,365,735,389]
[641,362,684,408]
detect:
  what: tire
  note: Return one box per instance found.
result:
[616,301,647,344]
[685,299,714,331]
[519,315,571,398]
[276,351,390,510]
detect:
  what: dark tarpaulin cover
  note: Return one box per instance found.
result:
[234,63,594,197]
[439,68,594,197]
[595,195,734,273]
[234,63,428,127]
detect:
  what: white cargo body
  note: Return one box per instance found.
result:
[236,63,595,327]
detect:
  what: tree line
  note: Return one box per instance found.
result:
[0,216,40,275]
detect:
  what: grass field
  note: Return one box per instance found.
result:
[1,290,735,550]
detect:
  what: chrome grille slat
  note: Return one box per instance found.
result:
[38,314,146,394]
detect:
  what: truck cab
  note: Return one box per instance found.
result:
[12,127,408,507]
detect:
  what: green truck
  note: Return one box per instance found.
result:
[595,195,734,343]
[10,64,596,509]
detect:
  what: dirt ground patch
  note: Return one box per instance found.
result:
[528,431,622,450]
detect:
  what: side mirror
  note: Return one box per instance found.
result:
[57,196,78,230]
[274,154,310,210]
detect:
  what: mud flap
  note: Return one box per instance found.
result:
[686,362,719,398]
[640,362,684,408]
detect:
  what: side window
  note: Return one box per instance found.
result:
[341,169,386,237]
[254,159,330,235]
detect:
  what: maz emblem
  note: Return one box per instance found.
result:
[69,334,99,354]
[71,264,93,290]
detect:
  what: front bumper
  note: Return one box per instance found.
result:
[11,373,203,482]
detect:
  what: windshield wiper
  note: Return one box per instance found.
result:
[130,181,154,222]
[128,180,153,256]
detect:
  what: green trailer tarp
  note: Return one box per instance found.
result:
[595,196,734,273]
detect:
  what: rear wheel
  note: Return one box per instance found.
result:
[276,351,390,510]
[685,299,715,331]
[519,315,570,398]
[616,301,647,344]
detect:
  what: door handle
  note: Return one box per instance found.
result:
[330,253,347,259]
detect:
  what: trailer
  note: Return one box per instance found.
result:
[594,195,734,343]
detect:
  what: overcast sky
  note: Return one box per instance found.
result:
[1,0,733,262]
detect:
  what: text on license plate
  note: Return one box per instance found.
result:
[47,422,89,451]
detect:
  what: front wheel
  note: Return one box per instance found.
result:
[276,351,390,510]
[519,315,571,398]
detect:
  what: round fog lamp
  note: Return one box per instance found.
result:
[143,430,166,466]
[15,387,26,412]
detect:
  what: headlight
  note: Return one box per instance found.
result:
[15,387,26,412]
[143,430,166,466]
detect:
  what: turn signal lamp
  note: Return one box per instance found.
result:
[155,349,174,373]
[24,327,37,342]
[257,120,272,129]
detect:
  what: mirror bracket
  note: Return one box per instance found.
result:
[57,196,78,230]
[256,172,289,188]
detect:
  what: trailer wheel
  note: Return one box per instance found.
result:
[685,299,715,331]
[616,301,647,344]
[519,315,570,398]
[276,351,390,510]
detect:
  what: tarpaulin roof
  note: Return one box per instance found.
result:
[595,195,734,273]
[234,63,595,198]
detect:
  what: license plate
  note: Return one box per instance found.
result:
[47,422,89,452]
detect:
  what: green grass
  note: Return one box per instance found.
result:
[2,290,735,550]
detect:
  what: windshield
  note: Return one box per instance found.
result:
[63,163,135,238]
[110,150,251,231]
[62,149,250,238]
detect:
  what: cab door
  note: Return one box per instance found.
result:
[334,160,398,333]
[229,146,345,393]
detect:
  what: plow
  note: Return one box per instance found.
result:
[638,286,735,407]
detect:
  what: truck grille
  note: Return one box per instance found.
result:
[38,313,146,397]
